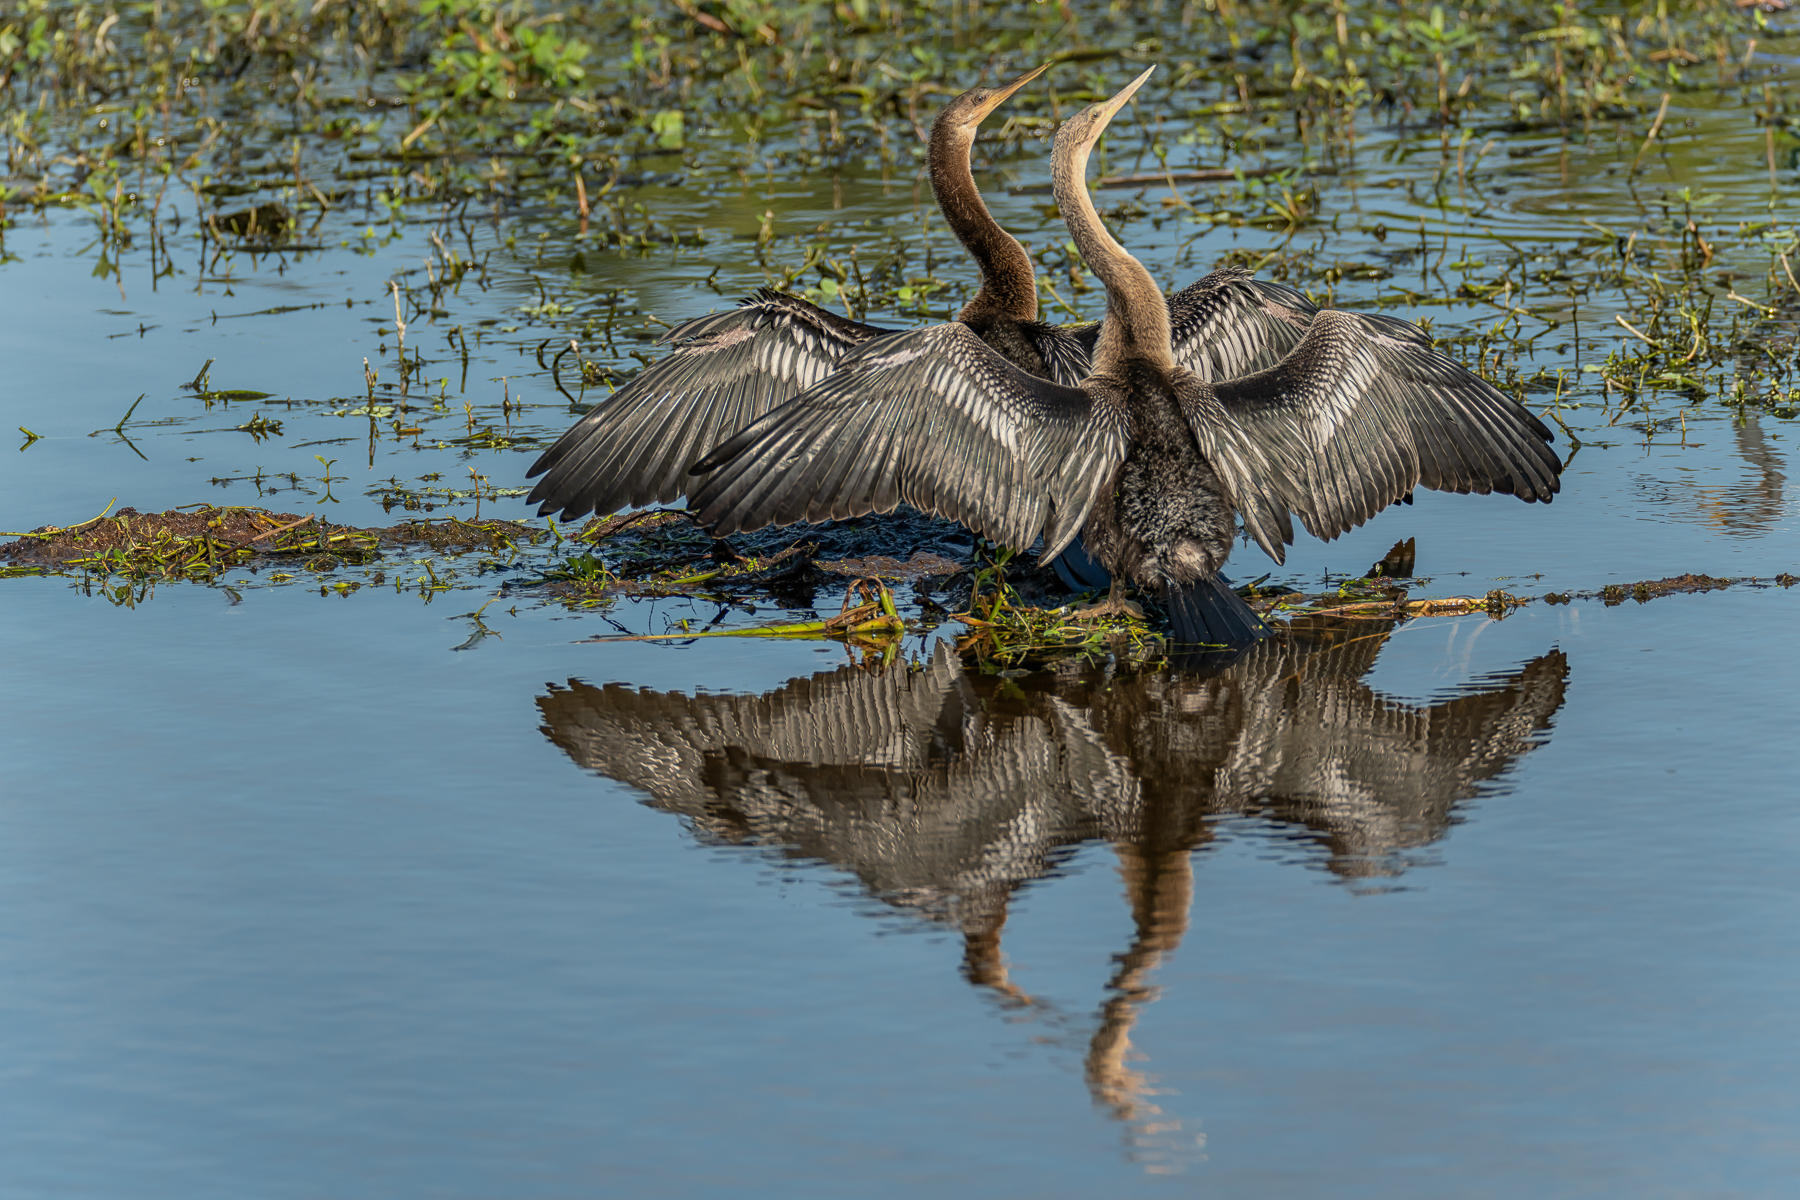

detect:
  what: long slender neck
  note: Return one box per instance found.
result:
[929,121,1038,324]
[1051,133,1171,372]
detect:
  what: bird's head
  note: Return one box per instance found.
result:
[1053,64,1155,166]
[933,62,1051,140]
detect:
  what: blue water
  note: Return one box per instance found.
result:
[5,17,1800,1196]
[4,587,1797,1196]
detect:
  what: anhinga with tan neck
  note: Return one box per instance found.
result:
[525,65,1352,527]
[690,67,1562,645]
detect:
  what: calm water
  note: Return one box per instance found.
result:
[4,21,1800,1197]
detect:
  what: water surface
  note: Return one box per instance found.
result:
[4,7,1799,1196]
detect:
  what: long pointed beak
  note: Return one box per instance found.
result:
[1089,64,1156,135]
[968,61,1053,122]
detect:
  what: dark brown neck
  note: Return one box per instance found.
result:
[929,123,1038,324]
[1050,128,1171,372]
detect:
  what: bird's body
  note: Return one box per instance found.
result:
[691,67,1563,646]
[1081,360,1236,591]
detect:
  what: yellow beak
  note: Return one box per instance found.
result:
[967,61,1053,122]
[1090,64,1156,133]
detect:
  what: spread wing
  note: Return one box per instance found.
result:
[689,323,1131,560]
[1166,268,1317,380]
[525,289,890,521]
[1180,309,1562,564]
[1053,269,1314,384]
[1029,321,1099,386]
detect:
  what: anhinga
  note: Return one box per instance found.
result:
[524,65,1330,529]
[535,622,1570,1149]
[524,64,1085,521]
[690,67,1563,645]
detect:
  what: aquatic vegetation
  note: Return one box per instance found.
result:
[0,505,541,605]
[0,0,1796,654]
[0,505,383,580]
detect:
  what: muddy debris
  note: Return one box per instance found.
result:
[1366,538,1417,579]
[1600,573,1739,605]
[814,552,966,581]
[0,506,541,582]
[1,506,376,575]
[543,509,982,607]
[387,518,541,554]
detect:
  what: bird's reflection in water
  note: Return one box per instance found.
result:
[537,621,1568,1169]
[1712,415,1788,535]
[1638,412,1790,536]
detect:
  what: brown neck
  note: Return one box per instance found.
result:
[929,122,1038,324]
[1050,128,1171,371]
[1084,843,1193,1124]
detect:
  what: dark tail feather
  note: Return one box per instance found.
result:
[1164,574,1269,648]
[1048,536,1112,591]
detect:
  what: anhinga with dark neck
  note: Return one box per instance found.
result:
[524,64,1089,522]
[927,75,1041,330]
[690,67,1563,646]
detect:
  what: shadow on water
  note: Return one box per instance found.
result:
[536,620,1569,1162]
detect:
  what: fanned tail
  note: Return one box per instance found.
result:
[1164,573,1269,648]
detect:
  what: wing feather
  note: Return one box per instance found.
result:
[1028,322,1100,387]
[525,290,888,520]
[1182,310,1561,562]
[690,324,1130,558]
[1167,268,1317,381]
[1041,269,1316,386]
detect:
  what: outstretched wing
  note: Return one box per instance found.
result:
[1166,268,1317,381]
[525,289,890,520]
[690,323,1130,559]
[1029,321,1099,386]
[1054,268,1315,383]
[1181,309,1561,564]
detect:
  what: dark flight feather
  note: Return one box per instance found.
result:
[524,290,884,521]
[1182,309,1561,564]
[690,322,1131,559]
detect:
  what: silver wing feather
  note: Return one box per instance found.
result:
[526,289,889,520]
[1180,309,1562,565]
[1166,267,1318,381]
[689,323,1131,560]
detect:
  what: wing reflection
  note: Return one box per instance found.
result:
[537,623,1567,1166]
